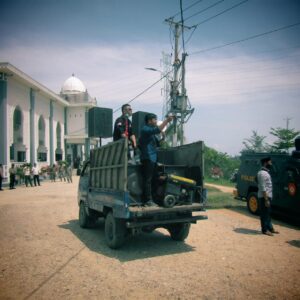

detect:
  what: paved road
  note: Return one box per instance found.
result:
[0,178,299,299]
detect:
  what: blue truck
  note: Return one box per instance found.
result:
[234,138,300,216]
[78,139,207,249]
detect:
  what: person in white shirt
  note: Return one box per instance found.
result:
[257,157,279,236]
[24,165,33,187]
[32,163,41,186]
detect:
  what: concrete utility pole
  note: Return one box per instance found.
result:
[165,18,194,146]
[284,117,292,130]
[161,52,172,119]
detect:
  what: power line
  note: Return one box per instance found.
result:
[192,0,249,28]
[190,21,300,56]
[168,0,204,20]
[188,53,300,76]
[185,26,197,46]
[184,0,248,48]
[190,82,300,99]
[113,71,172,113]
[184,0,224,22]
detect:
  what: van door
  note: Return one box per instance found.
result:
[269,161,280,205]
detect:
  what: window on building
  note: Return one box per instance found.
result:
[55,122,63,162]
[38,152,47,162]
[56,122,61,150]
[17,151,26,162]
[13,106,23,144]
[12,106,26,162]
[37,116,47,161]
[38,116,45,146]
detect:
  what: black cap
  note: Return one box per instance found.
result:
[145,113,157,123]
[261,157,271,165]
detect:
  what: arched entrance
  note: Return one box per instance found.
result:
[10,106,26,162]
[55,122,63,161]
[37,116,47,162]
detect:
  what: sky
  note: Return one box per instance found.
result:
[1,0,300,155]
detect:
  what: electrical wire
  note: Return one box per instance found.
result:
[168,0,204,20]
[189,21,300,56]
[192,0,249,28]
[113,71,172,113]
[185,26,197,46]
[184,0,224,22]
[184,0,249,49]
[188,53,300,76]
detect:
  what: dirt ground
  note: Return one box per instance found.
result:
[205,183,235,194]
[0,178,299,300]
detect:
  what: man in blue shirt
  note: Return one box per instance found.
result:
[139,113,173,206]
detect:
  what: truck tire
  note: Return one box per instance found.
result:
[168,223,191,241]
[247,192,259,215]
[79,201,96,228]
[105,212,126,249]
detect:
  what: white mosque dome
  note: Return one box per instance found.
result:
[61,74,86,94]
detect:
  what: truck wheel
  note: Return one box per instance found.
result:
[105,212,126,249]
[168,223,191,241]
[79,201,96,228]
[247,192,259,215]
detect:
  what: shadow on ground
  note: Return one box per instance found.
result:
[233,228,261,235]
[287,240,300,248]
[227,206,300,229]
[58,219,195,262]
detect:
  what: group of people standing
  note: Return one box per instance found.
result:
[7,163,41,189]
[0,162,73,191]
[49,163,73,183]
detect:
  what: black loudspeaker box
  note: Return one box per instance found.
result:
[132,111,150,140]
[88,107,113,138]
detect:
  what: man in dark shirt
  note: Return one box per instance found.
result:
[113,104,137,149]
[139,113,173,206]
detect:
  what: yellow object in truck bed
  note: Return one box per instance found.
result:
[169,174,196,186]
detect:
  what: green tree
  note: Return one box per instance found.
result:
[269,127,300,152]
[204,146,240,179]
[242,130,268,153]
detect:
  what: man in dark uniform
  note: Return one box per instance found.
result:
[139,113,173,206]
[113,104,137,149]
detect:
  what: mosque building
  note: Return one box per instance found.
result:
[0,62,98,180]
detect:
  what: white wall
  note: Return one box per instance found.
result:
[4,74,92,167]
[7,78,30,162]
[67,107,86,136]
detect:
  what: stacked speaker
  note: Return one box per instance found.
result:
[132,111,150,140]
[88,107,113,138]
